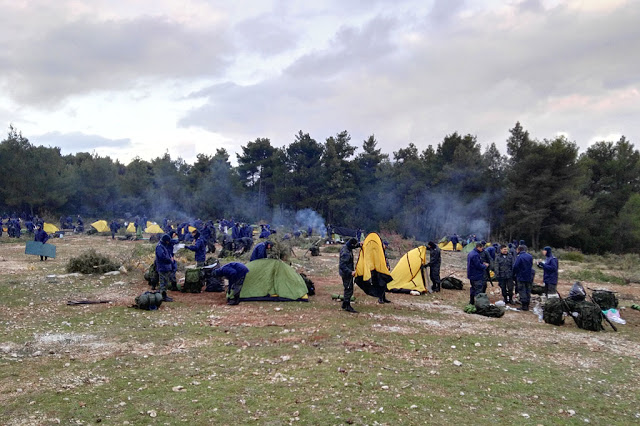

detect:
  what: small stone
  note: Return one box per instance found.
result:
[453,360,462,367]
[521,413,530,419]
[172,386,186,392]
[451,345,456,349]
[381,385,389,390]
[474,342,481,347]
[568,410,576,417]
[460,391,464,396]
[147,410,157,418]
[410,405,418,409]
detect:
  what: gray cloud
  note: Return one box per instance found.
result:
[0,12,231,105]
[180,1,640,153]
[235,14,299,56]
[34,131,131,153]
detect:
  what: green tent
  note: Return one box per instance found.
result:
[240,259,309,302]
[463,242,475,253]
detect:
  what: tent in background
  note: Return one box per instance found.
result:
[43,223,59,233]
[126,223,136,233]
[440,241,463,251]
[188,226,197,233]
[91,220,109,233]
[240,259,309,301]
[145,224,163,234]
[463,242,476,253]
[387,246,428,293]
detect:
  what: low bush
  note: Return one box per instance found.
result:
[66,249,120,274]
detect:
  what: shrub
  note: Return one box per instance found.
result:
[66,249,120,274]
[556,250,585,263]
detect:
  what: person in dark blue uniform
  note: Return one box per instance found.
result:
[186,229,207,267]
[34,224,50,261]
[212,262,250,305]
[250,241,273,261]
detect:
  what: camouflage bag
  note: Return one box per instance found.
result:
[565,300,604,332]
[144,262,159,288]
[543,297,565,326]
[182,268,202,293]
[134,291,163,310]
[591,290,618,311]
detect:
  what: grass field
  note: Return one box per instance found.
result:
[1,235,639,425]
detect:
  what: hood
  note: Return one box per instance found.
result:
[346,238,359,250]
[161,234,171,244]
[544,246,552,257]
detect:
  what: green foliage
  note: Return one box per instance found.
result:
[556,250,585,263]
[66,249,120,274]
[567,269,626,286]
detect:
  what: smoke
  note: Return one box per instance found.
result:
[295,208,327,237]
[401,191,491,242]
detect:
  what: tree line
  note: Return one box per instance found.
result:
[1,123,639,253]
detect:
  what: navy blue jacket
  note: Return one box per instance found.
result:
[214,262,249,285]
[201,225,212,242]
[259,228,270,239]
[34,229,49,243]
[485,245,496,260]
[513,251,534,282]
[155,242,173,273]
[541,247,559,284]
[250,242,270,262]
[109,221,119,233]
[451,235,459,245]
[467,248,487,281]
[186,237,206,262]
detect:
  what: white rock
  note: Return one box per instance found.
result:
[568,410,576,417]
[474,342,481,347]
[104,271,120,276]
[148,410,157,418]
[521,413,530,419]
[172,386,186,392]
[453,360,462,367]
[381,385,389,390]
[410,405,418,409]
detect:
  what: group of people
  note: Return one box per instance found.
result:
[467,241,559,311]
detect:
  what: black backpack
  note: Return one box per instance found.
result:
[300,273,315,296]
[441,276,463,290]
[531,284,545,295]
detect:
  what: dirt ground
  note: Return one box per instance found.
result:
[1,234,639,425]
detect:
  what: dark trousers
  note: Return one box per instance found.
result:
[430,268,441,291]
[517,281,533,306]
[40,256,48,261]
[544,282,557,296]
[498,278,514,301]
[342,275,354,302]
[227,277,245,300]
[469,280,484,304]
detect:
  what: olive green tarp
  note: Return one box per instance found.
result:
[241,259,309,301]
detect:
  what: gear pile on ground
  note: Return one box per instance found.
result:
[66,249,120,274]
[543,297,565,326]
[468,293,505,317]
[592,290,618,311]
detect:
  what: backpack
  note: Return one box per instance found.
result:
[531,284,545,295]
[134,291,163,310]
[203,266,224,292]
[300,273,315,296]
[144,262,159,287]
[474,293,490,310]
[591,290,618,311]
[309,246,320,256]
[565,300,604,332]
[569,282,586,302]
[182,268,202,293]
[441,276,463,290]
[543,297,565,326]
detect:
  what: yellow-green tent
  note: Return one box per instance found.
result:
[440,241,463,251]
[387,246,428,293]
[91,220,109,233]
[43,223,59,233]
[126,223,136,233]
[145,224,163,234]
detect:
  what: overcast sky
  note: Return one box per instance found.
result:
[1,0,638,163]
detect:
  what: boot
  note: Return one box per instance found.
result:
[378,295,391,304]
[342,302,358,313]
[227,294,240,306]
[162,291,173,302]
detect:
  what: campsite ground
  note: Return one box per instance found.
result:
[1,235,639,425]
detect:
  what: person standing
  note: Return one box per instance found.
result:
[155,234,174,302]
[450,233,459,251]
[34,224,49,261]
[339,238,359,313]
[513,245,534,311]
[186,229,207,267]
[426,241,442,292]
[495,245,515,304]
[538,246,559,296]
[467,243,488,305]
[109,220,120,240]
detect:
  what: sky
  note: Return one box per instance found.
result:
[1,0,638,163]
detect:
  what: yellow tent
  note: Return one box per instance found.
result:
[387,246,428,293]
[91,220,109,233]
[355,233,392,282]
[145,224,163,234]
[440,241,463,251]
[188,226,196,233]
[126,222,136,233]
[146,221,153,228]
[43,223,59,233]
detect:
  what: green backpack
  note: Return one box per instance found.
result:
[565,300,604,332]
[182,268,202,293]
[144,262,159,287]
[474,293,490,310]
[135,291,163,310]
[474,293,505,318]
[441,277,464,290]
[591,290,618,311]
[543,297,565,326]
